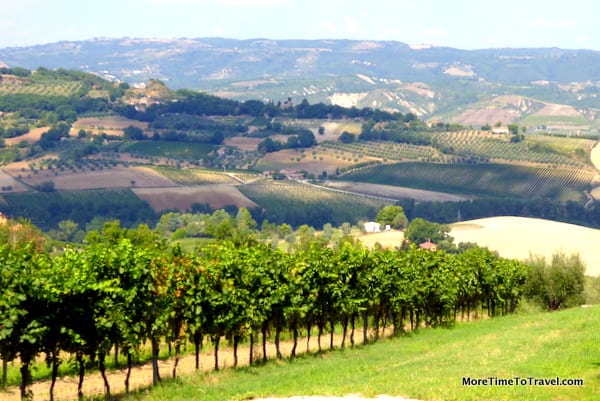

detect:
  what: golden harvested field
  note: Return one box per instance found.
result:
[133,184,259,211]
[72,116,149,136]
[324,181,471,202]
[0,170,29,192]
[357,230,404,249]
[258,147,377,175]
[4,126,50,146]
[6,166,177,190]
[451,216,600,276]
[224,136,262,151]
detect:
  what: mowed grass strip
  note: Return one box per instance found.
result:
[128,306,600,401]
[123,141,216,160]
[152,167,240,185]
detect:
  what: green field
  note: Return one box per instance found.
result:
[341,162,593,202]
[151,166,260,185]
[432,131,590,167]
[321,141,436,161]
[0,189,157,230]
[127,305,600,401]
[238,180,390,227]
[520,115,590,127]
[151,166,239,185]
[0,80,83,97]
[123,141,217,160]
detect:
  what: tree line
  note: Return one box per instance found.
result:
[0,218,528,401]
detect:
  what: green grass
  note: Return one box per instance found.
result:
[0,81,83,96]
[432,131,589,167]
[124,306,600,401]
[521,115,590,127]
[123,141,216,160]
[151,166,240,185]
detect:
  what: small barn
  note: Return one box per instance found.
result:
[363,221,381,233]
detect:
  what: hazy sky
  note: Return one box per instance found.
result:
[1,0,598,50]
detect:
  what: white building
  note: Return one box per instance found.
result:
[363,221,381,233]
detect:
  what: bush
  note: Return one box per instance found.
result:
[525,252,586,310]
[36,180,55,192]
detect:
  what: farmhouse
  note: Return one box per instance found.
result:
[492,126,509,134]
[363,221,381,233]
[419,240,438,251]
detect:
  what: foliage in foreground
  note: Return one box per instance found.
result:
[129,305,600,401]
[0,218,528,400]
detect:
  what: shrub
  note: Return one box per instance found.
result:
[525,252,586,310]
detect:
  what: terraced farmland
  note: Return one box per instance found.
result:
[432,130,590,167]
[320,140,436,161]
[341,162,593,201]
[238,180,391,226]
[0,80,83,96]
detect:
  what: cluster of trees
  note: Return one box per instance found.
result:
[118,91,412,123]
[257,130,317,153]
[525,252,586,310]
[0,217,528,401]
[0,94,109,123]
[396,197,600,230]
[0,190,158,232]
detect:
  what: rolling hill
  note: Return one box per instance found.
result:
[451,216,600,276]
[2,38,600,133]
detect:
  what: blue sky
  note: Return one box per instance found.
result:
[1,0,598,50]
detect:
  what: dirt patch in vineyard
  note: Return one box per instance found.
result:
[133,184,258,211]
[3,332,398,401]
[451,216,600,276]
[224,136,262,152]
[5,166,177,190]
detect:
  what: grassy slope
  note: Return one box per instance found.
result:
[340,162,589,201]
[123,141,216,160]
[129,306,600,401]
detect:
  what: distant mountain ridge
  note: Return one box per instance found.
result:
[2,37,600,131]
